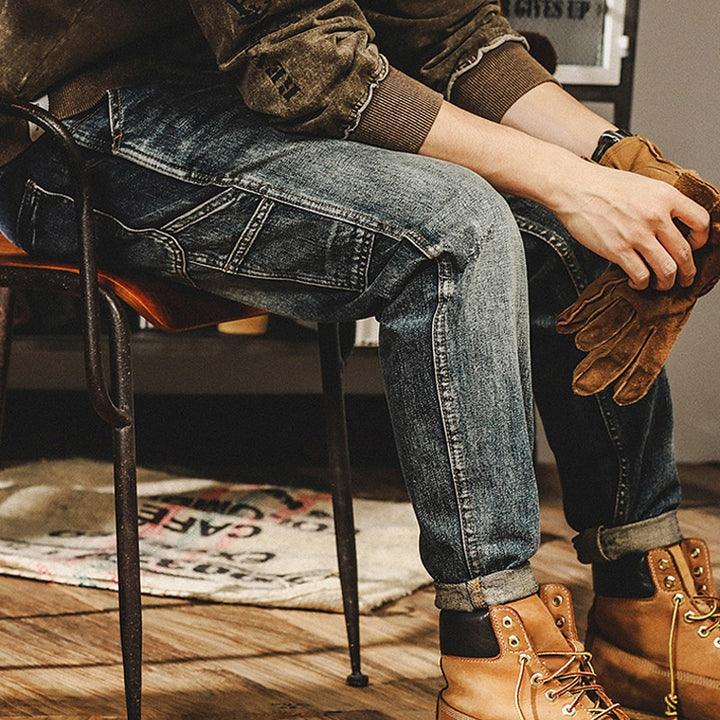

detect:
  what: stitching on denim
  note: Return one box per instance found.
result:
[14,182,192,284]
[64,104,109,152]
[223,196,273,273]
[163,188,373,290]
[76,123,441,261]
[17,180,40,254]
[93,208,193,285]
[161,187,244,235]
[432,255,481,577]
[108,90,123,153]
[515,214,631,524]
[72,131,441,262]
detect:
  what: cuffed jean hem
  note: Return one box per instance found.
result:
[434,562,539,611]
[572,509,683,564]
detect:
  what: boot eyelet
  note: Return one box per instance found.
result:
[508,635,520,648]
[545,689,558,703]
[530,672,544,686]
[502,615,514,629]
[714,638,720,649]
[684,610,695,623]
[664,575,677,589]
[693,566,705,578]
[552,595,563,607]
[698,625,710,638]
[658,558,670,571]
[562,704,577,716]
[691,547,702,559]
[556,616,566,629]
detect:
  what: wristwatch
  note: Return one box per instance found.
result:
[591,128,634,163]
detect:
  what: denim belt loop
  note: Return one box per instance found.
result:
[573,510,683,564]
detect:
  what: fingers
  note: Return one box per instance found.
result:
[644,217,695,290]
[616,190,709,291]
[673,193,711,252]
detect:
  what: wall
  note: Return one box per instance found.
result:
[537,2,720,463]
[631,2,720,462]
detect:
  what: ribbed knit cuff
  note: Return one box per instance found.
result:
[349,66,443,154]
[451,41,558,123]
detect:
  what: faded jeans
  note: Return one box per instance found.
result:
[0,83,684,610]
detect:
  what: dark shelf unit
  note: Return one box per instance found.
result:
[7,331,384,396]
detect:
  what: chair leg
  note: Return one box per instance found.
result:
[113,422,142,720]
[0,287,15,445]
[100,291,143,720]
[317,322,368,688]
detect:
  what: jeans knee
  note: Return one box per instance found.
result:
[406,161,524,275]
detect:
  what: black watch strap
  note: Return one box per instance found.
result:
[591,128,634,162]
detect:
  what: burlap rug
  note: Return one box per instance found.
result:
[0,458,430,613]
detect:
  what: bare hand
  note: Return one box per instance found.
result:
[554,163,710,291]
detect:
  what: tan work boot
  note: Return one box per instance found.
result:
[587,538,720,719]
[437,584,629,720]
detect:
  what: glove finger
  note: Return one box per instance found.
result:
[556,273,628,333]
[571,323,651,396]
[612,341,663,405]
[612,313,693,405]
[573,297,635,352]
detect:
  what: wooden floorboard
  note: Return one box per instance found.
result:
[0,462,718,719]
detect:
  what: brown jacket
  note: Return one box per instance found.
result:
[0,0,553,165]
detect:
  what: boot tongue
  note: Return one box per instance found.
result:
[667,544,715,614]
[510,591,575,668]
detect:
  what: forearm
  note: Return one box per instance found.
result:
[419,100,590,207]
[500,81,616,157]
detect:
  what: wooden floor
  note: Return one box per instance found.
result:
[0,462,718,720]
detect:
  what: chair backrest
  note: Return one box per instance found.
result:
[0,233,263,332]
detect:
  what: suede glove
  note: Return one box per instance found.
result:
[556,136,720,406]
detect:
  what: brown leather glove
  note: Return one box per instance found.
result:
[556,137,720,405]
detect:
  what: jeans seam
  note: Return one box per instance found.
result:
[104,88,444,260]
[109,90,123,153]
[432,255,481,577]
[223,196,273,273]
[515,215,631,525]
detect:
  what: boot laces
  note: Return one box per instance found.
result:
[665,591,720,719]
[514,650,623,719]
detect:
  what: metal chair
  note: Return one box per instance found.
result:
[0,99,369,720]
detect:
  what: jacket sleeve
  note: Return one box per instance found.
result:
[188,0,443,152]
[363,0,558,122]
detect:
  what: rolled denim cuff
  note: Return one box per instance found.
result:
[572,510,683,564]
[434,562,538,611]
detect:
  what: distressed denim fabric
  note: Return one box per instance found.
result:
[0,83,681,610]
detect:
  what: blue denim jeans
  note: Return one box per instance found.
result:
[0,83,683,610]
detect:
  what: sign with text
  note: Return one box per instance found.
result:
[502,0,629,85]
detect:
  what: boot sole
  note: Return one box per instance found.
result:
[439,692,666,720]
[437,694,663,720]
